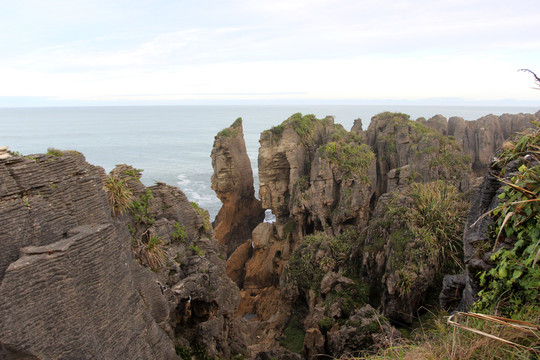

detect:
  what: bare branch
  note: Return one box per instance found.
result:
[519,68,540,89]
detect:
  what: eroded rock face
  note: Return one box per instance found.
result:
[116,166,247,359]
[444,112,537,175]
[258,114,376,235]
[211,118,264,256]
[0,153,178,359]
[366,112,472,198]
[226,111,538,358]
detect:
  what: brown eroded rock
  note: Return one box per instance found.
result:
[211,118,264,256]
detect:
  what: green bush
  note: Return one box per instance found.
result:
[172,222,188,242]
[320,141,375,183]
[46,147,64,157]
[287,231,357,293]
[280,313,305,354]
[130,189,155,224]
[474,124,540,316]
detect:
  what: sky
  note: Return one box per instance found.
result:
[1,0,540,106]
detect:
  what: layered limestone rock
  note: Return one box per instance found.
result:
[0,153,178,359]
[223,111,539,358]
[0,153,248,360]
[211,118,264,256]
[0,146,11,160]
[428,111,538,175]
[113,165,248,359]
[258,113,376,235]
[366,112,473,198]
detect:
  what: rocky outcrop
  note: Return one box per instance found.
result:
[366,112,473,198]
[211,118,264,256]
[0,153,248,360]
[258,113,376,235]
[114,166,248,359]
[0,153,178,359]
[431,112,538,175]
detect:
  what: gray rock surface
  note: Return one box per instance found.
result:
[0,153,178,359]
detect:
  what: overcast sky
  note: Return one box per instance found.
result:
[1,0,540,105]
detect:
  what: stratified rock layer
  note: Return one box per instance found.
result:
[0,153,177,359]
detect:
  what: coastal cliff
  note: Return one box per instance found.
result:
[0,152,248,359]
[1,109,538,360]
[0,152,178,359]
[216,110,539,358]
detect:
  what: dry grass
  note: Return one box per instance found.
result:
[351,312,539,360]
[135,235,166,270]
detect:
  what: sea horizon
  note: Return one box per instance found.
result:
[2,104,539,218]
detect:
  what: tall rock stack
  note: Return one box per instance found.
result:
[211,118,264,256]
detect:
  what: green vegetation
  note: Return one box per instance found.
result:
[375,111,411,123]
[123,168,143,178]
[191,201,211,232]
[380,181,468,271]
[217,118,243,138]
[262,113,330,143]
[356,312,538,359]
[358,125,540,360]
[130,189,155,224]
[364,181,468,298]
[46,147,64,157]
[280,313,305,354]
[323,280,369,318]
[287,231,357,294]
[217,127,237,138]
[143,235,166,270]
[22,196,30,209]
[320,141,375,183]
[172,222,188,242]
[175,343,213,360]
[104,175,134,216]
[231,117,242,127]
[188,244,204,256]
[474,124,540,317]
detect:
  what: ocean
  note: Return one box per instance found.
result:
[1,104,539,219]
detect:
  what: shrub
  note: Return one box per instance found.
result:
[131,189,155,224]
[104,175,133,216]
[188,244,204,256]
[280,313,305,354]
[287,231,357,294]
[46,147,64,157]
[320,141,375,183]
[172,222,188,242]
[474,124,540,316]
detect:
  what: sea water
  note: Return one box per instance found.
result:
[1,105,538,218]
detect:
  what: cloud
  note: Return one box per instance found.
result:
[1,0,539,103]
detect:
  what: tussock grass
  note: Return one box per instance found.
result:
[104,175,133,216]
